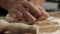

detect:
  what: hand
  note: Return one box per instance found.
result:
[8,1,41,24]
[24,0,49,21]
[36,5,49,21]
[28,0,49,21]
[8,1,49,24]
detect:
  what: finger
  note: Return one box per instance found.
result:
[27,8,38,18]
[23,2,41,17]
[8,10,16,19]
[38,6,49,17]
[37,13,46,21]
[12,9,23,20]
[35,9,43,21]
[37,6,49,21]
[17,4,36,22]
[40,12,49,20]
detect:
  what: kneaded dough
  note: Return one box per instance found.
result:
[0,19,9,32]
[3,13,60,34]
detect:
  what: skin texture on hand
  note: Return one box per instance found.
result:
[0,0,49,34]
[28,0,45,5]
[0,0,27,9]
[0,0,49,24]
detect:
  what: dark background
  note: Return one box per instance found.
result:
[0,7,8,16]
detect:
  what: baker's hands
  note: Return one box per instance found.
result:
[8,1,36,23]
[36,5,49,21]
[8,1,49,24]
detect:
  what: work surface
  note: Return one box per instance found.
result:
[48,12,60,18]
[2,12,60,34]
[39,12,60,34]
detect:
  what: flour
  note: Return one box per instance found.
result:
[47,16,60,26]
[41,30,60,34]
[40,16,60,34]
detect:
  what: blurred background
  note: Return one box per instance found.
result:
[0,0,60,16]
[43,0,60,11]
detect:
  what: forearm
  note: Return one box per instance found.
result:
[0,0,16,10]
[0,0,27,10]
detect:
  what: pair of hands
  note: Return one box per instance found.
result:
[0,0,49,34]
[8,0,49,24]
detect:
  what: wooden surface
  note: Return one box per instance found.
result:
[48,12,60,18]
